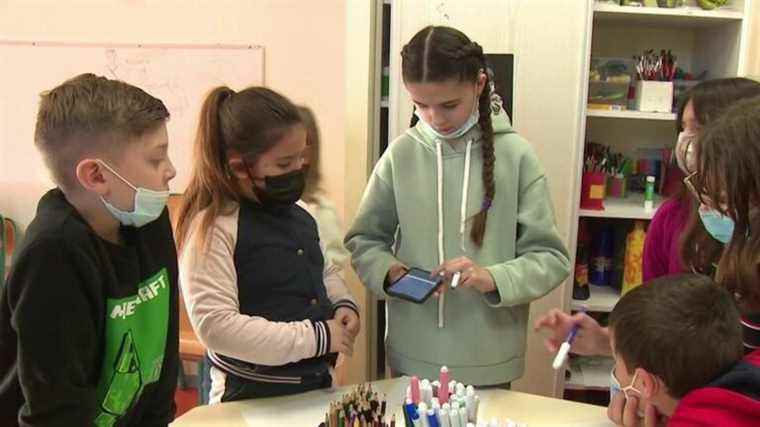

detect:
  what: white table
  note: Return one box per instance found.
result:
[172,377,614,427]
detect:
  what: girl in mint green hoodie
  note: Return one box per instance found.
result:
[345,26,570,386]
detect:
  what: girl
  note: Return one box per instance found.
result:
[345,26,570,386]
[643,78,760,281]
[176,86,359,403]
[685,95,760,352]
[298,105,351,268]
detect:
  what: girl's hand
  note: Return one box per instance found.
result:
[533,309,611,356]
[431,257,496,295]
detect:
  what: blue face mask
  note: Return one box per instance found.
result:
[415,96,480,140]
[699,207,735,244]
[98,160,170,228]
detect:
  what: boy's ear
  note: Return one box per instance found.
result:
[75,158,109,195]
[637,368,662,400]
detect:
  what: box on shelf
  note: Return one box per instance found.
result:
[635,80,674,113]
[588,57,634,110]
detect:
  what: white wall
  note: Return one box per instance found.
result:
[0,0,347,228]
[387,0,591,397]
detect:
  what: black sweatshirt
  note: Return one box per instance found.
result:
[0,189,179,427]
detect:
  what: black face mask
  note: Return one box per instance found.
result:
[252,169,306,208]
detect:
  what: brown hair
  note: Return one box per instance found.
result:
[34,73,169,191]
[610,273,743,398]
[690,96,760,311]
[298,105,323,204]
[679,78,760,277]
[401,25,494,247]
[175,86,302,251]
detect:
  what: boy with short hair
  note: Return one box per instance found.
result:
[0,73,179,426]
[610,273,760,426]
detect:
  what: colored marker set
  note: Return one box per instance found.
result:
[401,367,479,427]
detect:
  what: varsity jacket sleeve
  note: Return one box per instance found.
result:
[179,208,332,366]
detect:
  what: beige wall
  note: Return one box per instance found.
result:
[0,0,347,224]
[749,0,760,77]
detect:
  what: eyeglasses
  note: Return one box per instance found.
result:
[683,171,710,206]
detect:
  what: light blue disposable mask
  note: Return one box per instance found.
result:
[98,160,169,228]
[415,97,480,140]
[699,207,735,244]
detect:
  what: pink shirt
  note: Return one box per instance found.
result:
[642,197,691,282]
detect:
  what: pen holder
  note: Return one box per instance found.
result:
[635,81,674,113]
[580,171,606,210]
[607,175,627,198]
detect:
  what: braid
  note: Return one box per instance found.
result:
[470,57,495,248]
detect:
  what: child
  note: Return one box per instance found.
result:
[345,25,570,386]
[684,95,760,352]
[643,78,760,281]
[0,74,179,426]
[298,105,351,268]
[608,273,760,426]
[175,86,359,403]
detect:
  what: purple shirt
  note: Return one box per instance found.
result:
[643,197,691,282]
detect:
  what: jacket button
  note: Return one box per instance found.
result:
[310,299,318,305]
[297,249,304,256]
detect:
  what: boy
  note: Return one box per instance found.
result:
[609,274,760,426]
[0,74,179,426]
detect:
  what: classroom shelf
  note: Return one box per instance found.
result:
[566,356,615,391]
[572,284,621,313]
[579,193,662,220]
[587,109,676,121]
[593,3,744,27]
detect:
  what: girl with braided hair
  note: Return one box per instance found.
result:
[345,26,570,386]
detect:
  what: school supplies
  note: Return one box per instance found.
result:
[622,221,647,295]
[634,50,676,82]
[402,368,481,427]
[552,307,587,370]
[321,383,390,427]
[644,176,656,211]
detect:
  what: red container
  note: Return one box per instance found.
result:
[581,171,606,210]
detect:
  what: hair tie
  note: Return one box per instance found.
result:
[482,198,493,211]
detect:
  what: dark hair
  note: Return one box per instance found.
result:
[690,96,760,311]
[401,25,494,247]
[34,73,169,190]
[176,86,302,250]
[679,78,760,278]
[298,105,323,204]
[610,274,743,398]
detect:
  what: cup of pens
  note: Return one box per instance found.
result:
[607,174,627,198]
[634,49,676,113]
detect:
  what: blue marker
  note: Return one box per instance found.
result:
[552,308,587,370]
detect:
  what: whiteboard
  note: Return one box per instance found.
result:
[0,41,264,227]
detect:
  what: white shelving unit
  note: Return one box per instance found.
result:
[572,285,621,313]
[579,193,663,220]
[566,356,616,391]
[564,0,752,399]
[587,109,676,121]
[594,2,745,25]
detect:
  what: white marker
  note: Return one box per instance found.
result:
[451,271,462,289]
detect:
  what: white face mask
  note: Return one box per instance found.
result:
[98,160,169,228]
[415,96,480,140]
